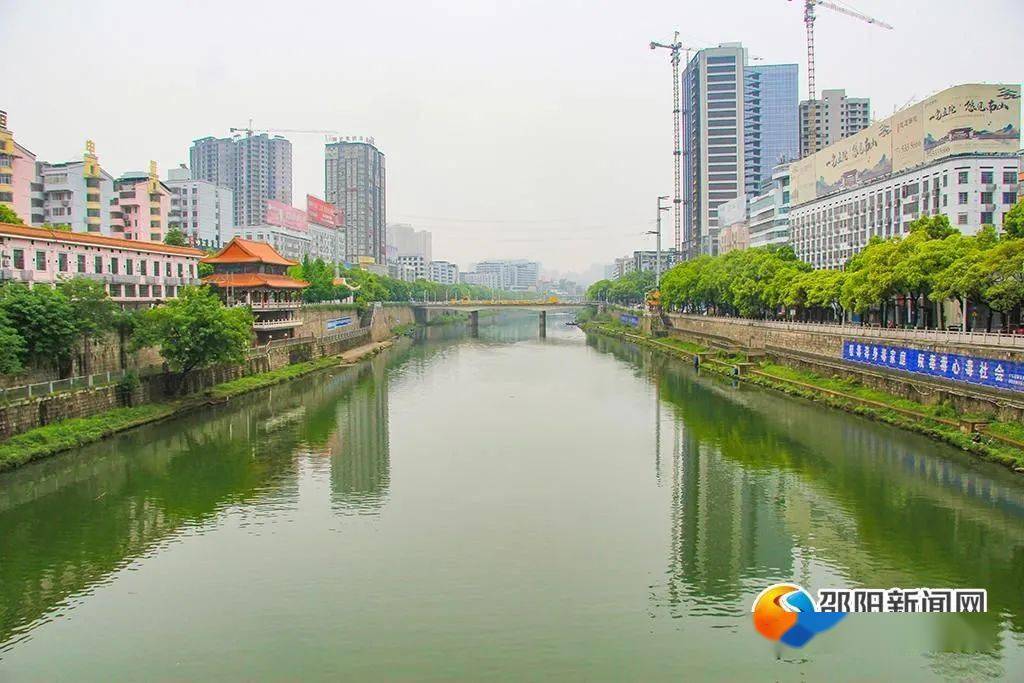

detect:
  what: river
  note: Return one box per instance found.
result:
[1,313,1023,681]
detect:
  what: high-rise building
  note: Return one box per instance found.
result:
[799,89,870,158]
[165,165,235,249]
[745,64,799,193]
[189,133,292,228]
[682,43,798,257]
[325,138,386,264]
[0,111,37,223]
[387,222,431,261]
[395,254,427,280]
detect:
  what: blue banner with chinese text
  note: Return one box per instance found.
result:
[843,340,1024,393]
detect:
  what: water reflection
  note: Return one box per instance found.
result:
[590,333,1024,672]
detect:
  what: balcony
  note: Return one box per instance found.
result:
[253,317,302,331]
[247,300,302,311]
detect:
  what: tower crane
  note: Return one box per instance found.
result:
[791,0,893,101]
[650,32,697,255]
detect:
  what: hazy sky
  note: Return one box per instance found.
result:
[3,0,1022,277]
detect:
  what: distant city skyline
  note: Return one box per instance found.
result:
[3,0,1022,272]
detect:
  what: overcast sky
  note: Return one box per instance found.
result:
[3,0,1022,278]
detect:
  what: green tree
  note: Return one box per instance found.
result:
[163,228,188,246]
[133,286,253,388]
[0,205,24,225]
[0,283,77,372]
[1003,199,1024,240]
[0,310,26,375]
[586,279,613,302]
[57,278,118,373]
[981,239,1024,331]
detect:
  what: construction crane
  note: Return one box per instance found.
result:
[650,32,696,254]
[791,0,893,101]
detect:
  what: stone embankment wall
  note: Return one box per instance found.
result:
[663,314,1024,422]
[664,314,1024,363]
[0,305,417,440]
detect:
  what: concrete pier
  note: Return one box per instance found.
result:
[539,310,546,338]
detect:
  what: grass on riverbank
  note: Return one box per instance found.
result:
[206,355,344,400]
[0,403,176,472]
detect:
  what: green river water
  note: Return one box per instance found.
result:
[1,313,1023,681]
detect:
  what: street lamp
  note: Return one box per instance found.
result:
[652,195,671,287]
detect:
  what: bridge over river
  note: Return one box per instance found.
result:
[410,301,587,336]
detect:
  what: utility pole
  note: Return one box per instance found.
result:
[648,195,671,287]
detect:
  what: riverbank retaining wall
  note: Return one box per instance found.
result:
[662,314,1024,422]
[0,306,418,441]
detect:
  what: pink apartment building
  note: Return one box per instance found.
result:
[110,169,171,242]
[0,110,36,223]
[0,222,204,304]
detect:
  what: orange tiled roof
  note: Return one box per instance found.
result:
[203,273,309,289]
[200,237,298,267]
[0,222,205,257]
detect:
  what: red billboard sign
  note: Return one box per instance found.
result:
[264,199,307,231]
[306,194,339,228]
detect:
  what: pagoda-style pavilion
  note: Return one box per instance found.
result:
[201,237,309,344]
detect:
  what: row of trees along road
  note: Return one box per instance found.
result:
[587,201,1024,332]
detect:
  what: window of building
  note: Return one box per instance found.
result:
[139,284,150,298]
[958,170,969,184]
[958,192,968,205]
[981,212,993,225]
[1003,192,1018,205]
[140,260,147,276]
[152,285,162,298]
[1003,170,1018,184]
[957,213,968,225]
[12,248,24,269]
[109,284,121,297]
[95,256,103,273]
[981,171,994,184]
[34,251,46,270]
[124,284,136,298]
[165,262,171,277]
[981,192,993,204]
[110,257,119,275]
[58,253,68,272]
[126,259,134,275]
[77,254,85,272]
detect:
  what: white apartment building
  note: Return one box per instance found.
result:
[387,223,432,261]
[34,160,115,234]
[791,157,1020,269]
[231,223,311,263]
[428,260,458,285]
[395,254,427,280]
[166,165,234,250]
[476,259,540,291]
[799,89,871,158]
[748,164,792,248]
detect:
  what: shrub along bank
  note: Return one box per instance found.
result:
[582,316,1024,472]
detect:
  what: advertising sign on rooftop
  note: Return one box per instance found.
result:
[264,200,307,232]
[790,83,1021,206]
[306,194,340,228]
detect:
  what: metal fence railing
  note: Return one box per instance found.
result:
[0,364,164,403]
[667,314,1024,350]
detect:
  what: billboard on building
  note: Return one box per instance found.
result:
[815,120,892,197]
[790,83,1021,206]
[922,84,1021,161]
[789,155,817,206]
[891,103,926,172]
[264,200,307,231]
[306,194,340,227]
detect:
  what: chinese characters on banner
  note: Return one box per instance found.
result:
[620,314,640,327]
[843,341,1024,393]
